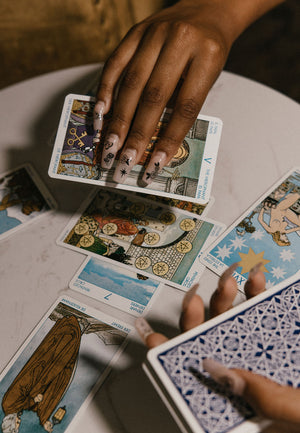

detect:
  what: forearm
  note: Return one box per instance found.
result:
[177,0,285,45]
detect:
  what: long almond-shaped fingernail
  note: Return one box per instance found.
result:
[93,101,105,131]
[248,262,263,279]
[101,134,119,169]
[142,151,167,185]
[218,262,239,289]
[202,358,246,396]
[135,318,154,344]
[182,283,199,312]
[113,148,137,183]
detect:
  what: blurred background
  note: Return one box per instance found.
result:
[0,0,299,101]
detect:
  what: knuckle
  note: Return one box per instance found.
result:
[128,128,148,144]
[203,36,225,59]
[111,112,130,130]
[142,86,164,106]
[104,51,120,71]
[122,69,140,90]
[177,98,200,120]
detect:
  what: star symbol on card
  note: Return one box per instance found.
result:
[238,247,270,274]
[216,244,232,261]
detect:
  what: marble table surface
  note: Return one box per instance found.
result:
[0,64,299,433]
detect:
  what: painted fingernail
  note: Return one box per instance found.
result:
[101,134,119,169]
[93,101,105,131]
[113,148,137,183]
[218,262,238,289]
[202,358,246,396]
[182,283,199,312]
[142,151,167,185]
[135,318,154,344]
[248,262,263,279]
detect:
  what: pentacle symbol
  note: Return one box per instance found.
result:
[180,218,196,231]
[135,256,151,270]
[160,212,176,225]
[144,232,160,245]
[80,215,99,232]
[79,235,95,248]
[74,222,89,235]
[176,240,192,253]
[152,261,169,276]
[130,202,145,215]
[102,223,118,235]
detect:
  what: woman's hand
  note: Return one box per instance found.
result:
[94,0,284,184]
[135,264,300,429]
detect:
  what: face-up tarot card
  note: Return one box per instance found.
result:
[201,168,300,291]
[70,256,162,317]
[57,187,225,290]
[143,274,300,433]
[0,295,132,433]
[48,94,222,205]
[0,164,56,240]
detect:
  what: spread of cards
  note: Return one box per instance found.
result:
[0,92,299,433]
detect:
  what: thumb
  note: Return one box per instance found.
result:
[203,358,300,425]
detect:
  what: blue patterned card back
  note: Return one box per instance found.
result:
[146,276,300,433]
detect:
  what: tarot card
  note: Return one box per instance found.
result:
[144,274,300,433]
[201,168,300,291]
[48,94,222,205]
[57,187,225,290]
[70,256,162,317]
[0,164,57,241]
[0,295,132,433]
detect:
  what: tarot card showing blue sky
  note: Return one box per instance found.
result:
[78,257,160,306]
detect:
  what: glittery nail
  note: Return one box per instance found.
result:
[113,148,137,183]
[202,358,246,396]
[93,101,105,131]
[135,318,154,343]
[101,134,119,169]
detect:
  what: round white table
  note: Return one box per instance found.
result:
[0,64,299,433]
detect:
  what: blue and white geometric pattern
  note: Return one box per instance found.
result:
[158,279,300,433]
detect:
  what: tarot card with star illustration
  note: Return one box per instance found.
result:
[57,187,225,290]
[0,295,132,433]
[201,168,300,291]
[48,94,222,204]
[143,274,300,433]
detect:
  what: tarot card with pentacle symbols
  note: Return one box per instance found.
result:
[200,168,300,292]
[143,274,300,433]
[57,186,224,290]
[48,94,222,205]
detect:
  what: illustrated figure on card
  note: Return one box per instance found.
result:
[1,303,127,433]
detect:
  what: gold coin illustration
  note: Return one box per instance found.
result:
[130,202,145,215]
[180,218,196,231]
[102,222,118,235]
[176,240,192,253]
[152,261,169,276]
[144,232,160,245]
[79,234,95,248]
[160,212,176,225]
[74,222,89,235]
[135,256,152,270]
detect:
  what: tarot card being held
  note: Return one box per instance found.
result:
[201,168,300,291]
[58,187,225,290]
[48,94,222,205]
[70,256,162,317]
[0,164,56,240]
[144,274,300,433]
[0,296,132,433]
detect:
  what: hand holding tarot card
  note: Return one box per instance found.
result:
[48,94,222,205]
[143,274,300,433]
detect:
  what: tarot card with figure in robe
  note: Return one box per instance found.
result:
[0,164,56,241]
[0,295,132,433]
[143,274,300,433]
[201,168,300,291]
[48,94,222,204]
[57,187,225,290]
